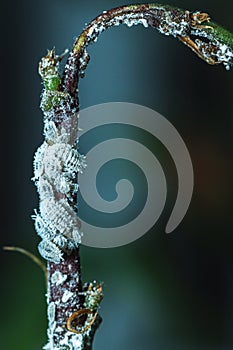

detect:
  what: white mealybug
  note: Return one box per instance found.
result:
[32,115,86,263]
[38,239,63,264]
[39,197,81,245]
[33,139,85,199]
[32,207,78,258]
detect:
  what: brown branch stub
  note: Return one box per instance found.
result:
[67,309,98,334]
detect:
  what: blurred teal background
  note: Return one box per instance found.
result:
[1,0,233,349]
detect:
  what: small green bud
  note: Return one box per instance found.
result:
[39,49,62,92]
[44,75,61,91]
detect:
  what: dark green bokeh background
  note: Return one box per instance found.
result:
[1,0,233,349]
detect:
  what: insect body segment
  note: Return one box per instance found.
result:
[32,120,85,263]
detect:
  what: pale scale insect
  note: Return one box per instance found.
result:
[40,159,79,199]
[43,143,86,197]
[39,197,82,245]
[38,239,63,264]
[43,143,77,183]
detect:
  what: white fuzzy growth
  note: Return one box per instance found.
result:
[124,17,149,28]
[89,11,189,39]
[86,13,150,46]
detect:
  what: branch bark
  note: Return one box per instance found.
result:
[33,3,233,350]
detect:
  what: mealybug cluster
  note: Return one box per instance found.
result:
[32,120,86,263]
